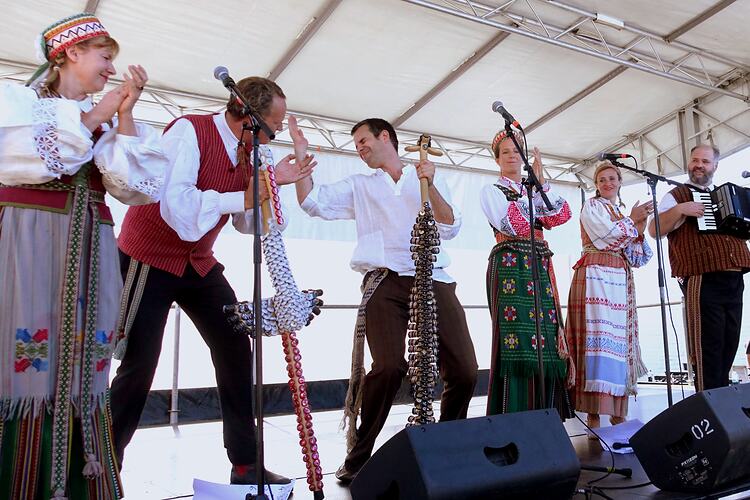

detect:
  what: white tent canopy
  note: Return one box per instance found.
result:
[4,0,749,394]
[2,0,749,187]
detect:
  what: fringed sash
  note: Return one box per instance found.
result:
[341,269,388,451]
[113,258,151,360]
[49,163,111,498]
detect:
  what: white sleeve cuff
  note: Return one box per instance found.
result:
[299,183,321,213]
[219,191,245,214]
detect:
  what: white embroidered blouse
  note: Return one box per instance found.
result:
[581,197,652,267]
[0,82,165,204]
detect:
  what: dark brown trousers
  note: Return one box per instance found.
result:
[344,272,478,471]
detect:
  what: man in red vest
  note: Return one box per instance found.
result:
[112,77,315,484]
[649,144,750,390]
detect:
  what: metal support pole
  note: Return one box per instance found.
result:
[169,304,181,428]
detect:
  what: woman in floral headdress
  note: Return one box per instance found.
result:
[480,129,573,417]
[0,13,165,499]
[565,161,652,434]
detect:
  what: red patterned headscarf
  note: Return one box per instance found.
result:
[491,129,524,158]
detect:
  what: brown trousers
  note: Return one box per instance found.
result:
[345,272,478,470]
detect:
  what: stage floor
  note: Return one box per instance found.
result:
[120,385,749,499]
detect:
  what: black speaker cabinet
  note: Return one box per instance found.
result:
[350,408,580,500]
[631,383,750,493]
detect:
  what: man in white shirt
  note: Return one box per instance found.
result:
[112,77,315,484]
[295,118,478,482]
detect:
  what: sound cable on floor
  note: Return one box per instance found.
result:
[576,413,616,485]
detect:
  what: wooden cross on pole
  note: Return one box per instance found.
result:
[404,133,443,203]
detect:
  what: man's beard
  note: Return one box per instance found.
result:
[689,169,712,186]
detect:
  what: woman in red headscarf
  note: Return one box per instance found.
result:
[480,129,573,417]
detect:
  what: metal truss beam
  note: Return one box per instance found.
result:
[391,31,511,127]
[267,0,343,81]
[402,0,750,102]
[525,65,628,134]
[568,75,750,188]
[0,58,580,183]
[289,110,580,180]
[84,0,101,14]
[547,0,747,71]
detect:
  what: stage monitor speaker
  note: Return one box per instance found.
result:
[349,408,580,500]
[631,383,750,494]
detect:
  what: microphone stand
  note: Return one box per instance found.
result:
[224,80,276,499]
[505,120,554,409]
[610,158,684,407]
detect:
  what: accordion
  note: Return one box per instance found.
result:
[691,182,750,239]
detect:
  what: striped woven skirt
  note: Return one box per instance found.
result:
[0,204,123,499]
[566,251,635,418]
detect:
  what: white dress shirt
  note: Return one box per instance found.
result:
[159,113,286,242]
[300,165,461,283]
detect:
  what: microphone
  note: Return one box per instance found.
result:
[742,171,750,178]
[491,101,520,128]
[213,66,235,88]
[212,66,275,140]
[598,152,635,161]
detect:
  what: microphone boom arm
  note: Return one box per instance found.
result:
[215,67,276,140]
[607,158,684,189]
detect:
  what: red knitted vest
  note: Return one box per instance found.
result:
[118,114,248,277]
[666,185,750,277]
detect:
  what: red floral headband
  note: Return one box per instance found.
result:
[491,129,524,155]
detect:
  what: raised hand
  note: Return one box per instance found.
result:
[273,153,317,185]
[81,83,127,132]
[118,64,148,115]
[531,147,545,183]
[288,115,309,164]
[629,200,653,224]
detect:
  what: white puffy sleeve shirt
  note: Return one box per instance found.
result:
[480,176,571,238]
[0,82,165,205]
[159,113,287,242]
[581,197,652,267]
[300,165,461,283]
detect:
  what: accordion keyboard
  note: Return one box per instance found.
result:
[691,190,716,231]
